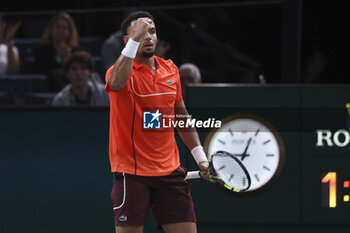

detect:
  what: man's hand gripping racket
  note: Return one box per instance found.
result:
[186,150,251,194]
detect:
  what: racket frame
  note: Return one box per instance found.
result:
[210,150,251,193]
[185,150,251,194]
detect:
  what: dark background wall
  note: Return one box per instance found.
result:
[1,0,283,83]
[2,0,348,84]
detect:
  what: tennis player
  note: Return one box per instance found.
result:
[105,11,209,233]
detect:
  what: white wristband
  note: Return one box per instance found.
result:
[191,145,208,165]
[121,38,140,59]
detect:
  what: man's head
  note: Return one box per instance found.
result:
[121,11,157,58]
[179,63,202,100]
[179,63,202,85]
[64,51,94,89]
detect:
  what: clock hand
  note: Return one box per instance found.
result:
[234,153,250,159]
[242,138,252,154]
[240,137,252,161]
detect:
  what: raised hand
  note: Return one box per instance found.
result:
[199,161,216,183]
[129,17,154,42]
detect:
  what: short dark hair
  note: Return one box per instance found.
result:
[64,50,94,71]
[121,11,154,35]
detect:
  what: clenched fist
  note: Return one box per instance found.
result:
[129,17,155,42]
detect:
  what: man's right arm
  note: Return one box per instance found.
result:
[107,17,154,92]
[107,55,133,91]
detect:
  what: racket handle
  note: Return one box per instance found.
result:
[185,171,201,180]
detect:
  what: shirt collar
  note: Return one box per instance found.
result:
[133,56,160,71]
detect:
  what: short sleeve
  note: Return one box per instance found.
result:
[105,65,115,93]
[105,64,131,93]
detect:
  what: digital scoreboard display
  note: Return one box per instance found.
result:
[322,172,349,208]
[319,113,350,208]
[300,87,350,224]
[302,157,350,224]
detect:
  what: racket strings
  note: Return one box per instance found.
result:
[212,154,250,190]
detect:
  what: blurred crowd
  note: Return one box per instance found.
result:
[0,11,205,107]
[1,3,344,107]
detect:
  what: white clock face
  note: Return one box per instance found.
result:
[206,116,284,192]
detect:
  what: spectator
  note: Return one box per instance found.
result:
[52,50,109,106]
[101,30,124,72]
[36,11,79,92]
[0,16,20,74]
[301,47,327,83]
[178,63,202,101]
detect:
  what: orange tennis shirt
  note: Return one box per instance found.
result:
[105,56,183,176]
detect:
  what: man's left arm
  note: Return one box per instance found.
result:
[175,100,209,171]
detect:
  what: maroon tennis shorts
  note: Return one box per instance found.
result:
[111,166,196,228]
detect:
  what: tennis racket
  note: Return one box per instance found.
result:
[185,150,251,193]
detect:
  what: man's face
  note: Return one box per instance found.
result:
[66,63,90,89]
[129,18,157,58]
